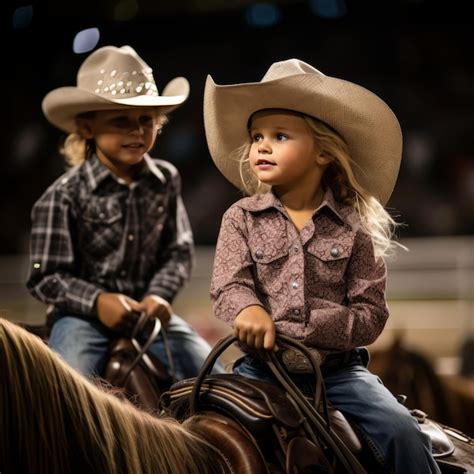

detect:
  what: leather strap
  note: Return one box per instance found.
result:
[190,334,237,414]
[119,312,176,384]
[263,344,366,474]
[189,334,367,474]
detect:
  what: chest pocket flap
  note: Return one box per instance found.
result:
[248,237,289,264]
[83,200,122,225]
[307,238,352,262]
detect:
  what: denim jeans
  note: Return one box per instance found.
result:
[233,350,440,474]
[49,314,225,380]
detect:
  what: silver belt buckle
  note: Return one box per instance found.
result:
[281,347,322,374]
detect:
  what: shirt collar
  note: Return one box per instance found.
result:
[237,187,347,225]
[83,153,166,191]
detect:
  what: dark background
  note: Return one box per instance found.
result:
[2,0,474,254]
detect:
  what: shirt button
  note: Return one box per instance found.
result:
[33,262,41,269]
[120,270,127,277]
[293,246,299,253]
[291,281,299,289]
[99,212,106,219]
[255,249,264,259]
[158,206,164,212]
[128,234,134,241]
[293,308,301,315]
[330,247,339,257]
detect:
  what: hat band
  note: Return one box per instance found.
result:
[84,68,159,99]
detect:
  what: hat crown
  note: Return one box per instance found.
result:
[261,58,325,82]
[76,45,159,100]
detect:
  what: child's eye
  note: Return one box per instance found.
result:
[139,115,155,126]
[276,133,288,141]
[111,117,129,127]
[251,134,263,142]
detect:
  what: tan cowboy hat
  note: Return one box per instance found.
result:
[204,59,402,205]
[42,45,190,133]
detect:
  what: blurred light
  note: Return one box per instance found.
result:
[165,126,197,162]
[114,0,139,21]
[310,0,347,18]
[12,5,33,29]
[73,28,100,54]
[12,124,44,167]
[245,3,282,28]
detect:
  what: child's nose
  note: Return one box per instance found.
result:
[129,120,145,134]
[258,138,271,153]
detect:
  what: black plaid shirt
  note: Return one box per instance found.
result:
[27,153,194,317]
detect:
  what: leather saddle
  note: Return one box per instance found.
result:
[161,334,367,474]
[161,373,362,454]
[161,334,469,474]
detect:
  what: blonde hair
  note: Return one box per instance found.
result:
[0,318,222,474]
[237,112,403,258]
[61,111,169,167]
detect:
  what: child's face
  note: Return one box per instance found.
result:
[248,110,330,193]
[77,108,162,177]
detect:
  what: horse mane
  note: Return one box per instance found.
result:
[0,318,223,474]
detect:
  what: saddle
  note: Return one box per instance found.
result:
[103,312,175,410]
[161,335,367,474]
[161,335,473,474]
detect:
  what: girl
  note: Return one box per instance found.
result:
[206,59,440,473]
[27,45,223,379]
[0,317,224,474]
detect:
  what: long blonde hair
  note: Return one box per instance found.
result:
[0,318,222,474]
[237,112,403,258]
[61,111,168,167]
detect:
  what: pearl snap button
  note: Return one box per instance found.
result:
[293,308,301,315]
[255,249,264,259]
[291,281,299,289]
[330,247,339,257]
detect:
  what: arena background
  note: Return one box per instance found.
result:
[2,1,473,429]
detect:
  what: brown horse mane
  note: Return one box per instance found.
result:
[0,318,223,474]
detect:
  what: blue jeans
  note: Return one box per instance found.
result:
[49,314,225,379]
[233,350,440,474]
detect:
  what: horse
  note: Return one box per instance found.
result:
[5,318,474,473]
[0,317,224,474]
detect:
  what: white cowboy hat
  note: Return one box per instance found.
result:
[204,59,402,205]
[42,45,190,133]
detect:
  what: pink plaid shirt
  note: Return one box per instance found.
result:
[210,188,389,357]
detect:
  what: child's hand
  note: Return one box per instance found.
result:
[96,293,140,332]
[234,305,278,351]
[136,295,172,327]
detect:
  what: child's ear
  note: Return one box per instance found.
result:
[315,152,332,166]
[75,118,94,139]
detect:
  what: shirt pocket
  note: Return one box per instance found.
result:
[306,238,352,287]
[80,200,123,257]
[248,236,289,295]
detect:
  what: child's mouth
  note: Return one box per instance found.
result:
[256,159,275,169]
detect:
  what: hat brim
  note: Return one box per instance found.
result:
[43,76,190,133]
[204,73,402,205]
